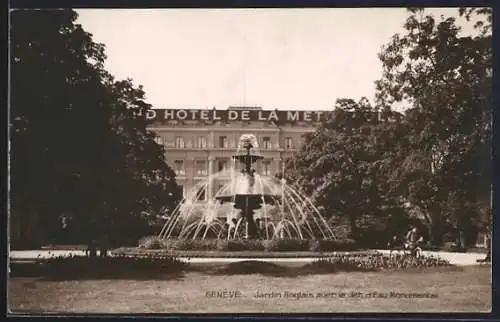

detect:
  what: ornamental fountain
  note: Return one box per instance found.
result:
[215,134,280,239]
[158,134,335,240]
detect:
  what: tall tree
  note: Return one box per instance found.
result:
[285,97,405,243]
[88,78,182,246]
[10,9,110,245]
[10,9,180,248]
[375,8,492,246]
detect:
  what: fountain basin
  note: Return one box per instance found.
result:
[215,194,281,208]
[232,154,264,163]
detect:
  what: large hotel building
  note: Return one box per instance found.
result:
[147,107,326,200]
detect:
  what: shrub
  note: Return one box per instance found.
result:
[310,253,453,272]
[138,236,166,250]
[308,239,320,252]
[330,224,351,240]
[421,244,442,252]
[12,255,190,279]
[169,239,218,251]
[442,242,466,253]
[422,242,467,253]
[264,239,310,252]
[136,237,363,252]
[147,239,164,250]
[309,239,357,252]
[10,240,42,250]
[216,239,265,251]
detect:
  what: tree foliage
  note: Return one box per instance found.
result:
[376,7,492,246]
[286,8,491,247]
[285,98,406,243]
[10,9,181,247]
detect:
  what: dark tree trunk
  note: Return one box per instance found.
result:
[455,224,463,250]
[429,220,445,246]
[349,215,358,240]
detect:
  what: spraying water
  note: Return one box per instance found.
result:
[158,134,336,240]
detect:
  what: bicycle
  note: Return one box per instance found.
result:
[403,242,423,259]
[388,236,423,259]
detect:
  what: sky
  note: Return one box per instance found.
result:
[75,8,471,111]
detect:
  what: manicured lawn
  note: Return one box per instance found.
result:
[8,265,491,313]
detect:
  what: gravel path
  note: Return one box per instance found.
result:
[9,249,489,266]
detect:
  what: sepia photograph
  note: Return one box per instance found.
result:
[8,7,492,314]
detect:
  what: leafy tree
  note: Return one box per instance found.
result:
[285,97,405,243]
[375,8,492,247]
[10,9,180,249]
[90,78,182,246]
[10,9,110,246]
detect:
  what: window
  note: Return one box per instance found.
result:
[175,136,185,148]
[285,137,293,149]
[263,136,271,149]
[164,140,175,148]
[196,160,207,175]
[154,136,163,145]
[197,136,207,149]
[219,136,228,148]
[174,160,185,175]
[262,160,271,176]
[218,159,228,172]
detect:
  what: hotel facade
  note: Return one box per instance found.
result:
[147,107,326,200]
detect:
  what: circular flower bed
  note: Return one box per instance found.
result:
[10,254,189,280]
[307,253,453,273]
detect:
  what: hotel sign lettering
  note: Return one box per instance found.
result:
[141,109,326,123]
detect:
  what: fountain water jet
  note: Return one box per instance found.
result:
[158,134,336,240]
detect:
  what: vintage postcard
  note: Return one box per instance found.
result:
[8,7,492,314]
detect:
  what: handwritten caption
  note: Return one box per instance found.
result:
[205,289,438,300]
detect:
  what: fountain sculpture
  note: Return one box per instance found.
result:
[158,134,335,240]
